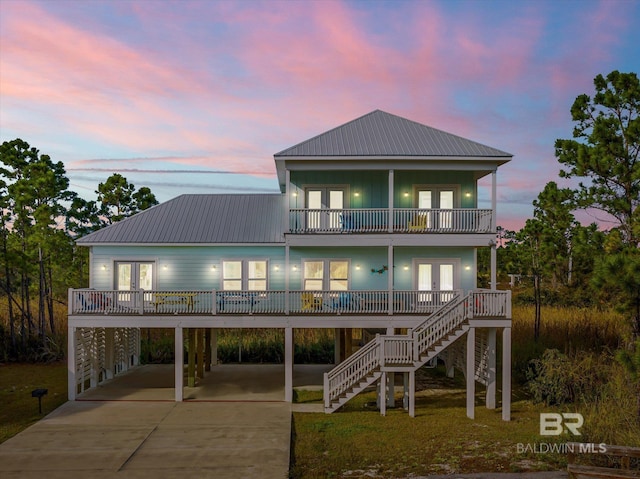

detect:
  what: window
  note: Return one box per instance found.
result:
[222,260,267,291]
[303,259,349,291]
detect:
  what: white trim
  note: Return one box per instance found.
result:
[301,258,351,291]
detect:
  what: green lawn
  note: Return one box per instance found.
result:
[0,362,68,444]
[291,369,566,478]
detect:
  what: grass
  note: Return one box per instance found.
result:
[291,369,568,478]
[0,361,68,444]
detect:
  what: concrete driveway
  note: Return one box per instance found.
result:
[0,399,292,478]
[0,363,333,478]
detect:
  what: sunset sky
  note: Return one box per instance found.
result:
[1,0,639,231]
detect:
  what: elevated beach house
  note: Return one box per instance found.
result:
[68,110,513,419]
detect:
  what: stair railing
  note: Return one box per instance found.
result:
[324,335,382,406]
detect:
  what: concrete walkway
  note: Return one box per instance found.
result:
[0,364,335,478]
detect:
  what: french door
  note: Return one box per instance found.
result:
[416,187,456,229]
[306,187,346,230]
[416,260,456,305]
[115,262,155,307]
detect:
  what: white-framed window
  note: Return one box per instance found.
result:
[303,259,349,291]
[222,260,267,291]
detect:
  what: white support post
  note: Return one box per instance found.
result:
[502,327,512,421]
[490,242,497,291]
[386,370,394,408]
[285,327,294,403]
[285,169,291,234]
[379,372,387,416]
[285,245,290,315]
[486,328,497,409]
[491,170,497,230]
[409,369,415,417]
[403,372,409,410]
[388,169,394,233]
[388,245,393,315]
[67,326,76,401]
[466,327,476,419]
[175,327,184,402]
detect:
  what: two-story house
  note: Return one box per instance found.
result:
[68,110,513,420]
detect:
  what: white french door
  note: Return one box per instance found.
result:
[115,261,155,307]
[306,187,345,230]
[416,260,456,304]
[416,187,456,229]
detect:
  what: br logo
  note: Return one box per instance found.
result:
[540,413,584,436]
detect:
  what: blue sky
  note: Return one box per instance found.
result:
[1,0,639,230]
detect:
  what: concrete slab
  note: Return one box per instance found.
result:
[0,364,333,478]
[0,395,292,478]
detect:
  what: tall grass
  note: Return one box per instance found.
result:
[0,297,68,362]
[512,304,639,446]
[511,304,631,382]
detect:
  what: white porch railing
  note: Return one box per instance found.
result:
[68,289,467,316]
[288,208,493,234]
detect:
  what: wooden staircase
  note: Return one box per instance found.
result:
[323,289,510,413]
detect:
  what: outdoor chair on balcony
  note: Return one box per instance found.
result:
[301,292,322,311]
[408,213,427,232]
[332,292,358,312]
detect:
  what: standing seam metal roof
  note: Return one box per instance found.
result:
[274,109,512,158]
[76,194,286,245]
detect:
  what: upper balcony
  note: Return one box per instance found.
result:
[288,208,493,234]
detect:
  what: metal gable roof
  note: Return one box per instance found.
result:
[274,110,512,158]
[76,194,286,245]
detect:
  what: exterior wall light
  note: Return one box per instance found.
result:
[403,265,409,271]
[465,265,472,271]
[354,192,360,197]
[163,265,168,270]
[292,265,298,272]
[274,265,280,271]
[355,264,361,270]
[101,264,107,271]
[403,192,409,197]
[465,192,472,198]
[211,265,217,271]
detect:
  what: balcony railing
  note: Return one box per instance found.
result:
[288,208,493,234]
[68,288,510,318]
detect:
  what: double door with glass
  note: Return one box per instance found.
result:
[115,261,155,308]
[416,187,456,230]
[306,187,346,231]
[416,261,456,308]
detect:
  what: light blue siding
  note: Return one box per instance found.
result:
[90,246,286,291]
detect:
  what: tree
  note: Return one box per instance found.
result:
[97,174,158,223]
[0,139,74,349]
[555,70,640,247]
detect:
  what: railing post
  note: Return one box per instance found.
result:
[138,290,144,315]
[212,290,217,315]
[506,290,512,318]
